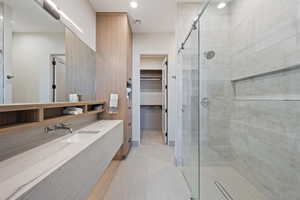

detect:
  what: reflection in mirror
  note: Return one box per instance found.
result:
[0,0,65,104]
[65,29,96,102]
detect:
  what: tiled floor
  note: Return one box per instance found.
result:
[141,129,165,145]
[87,161,121,200]
[198,145,266,200]
[102,130,191,200]
[200,166,266,200]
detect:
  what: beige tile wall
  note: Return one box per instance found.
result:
[180,0,300,199]
[229,0,300,199]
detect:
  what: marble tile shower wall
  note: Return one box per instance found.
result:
[229,0,300,199]
[201,5,234,165]
[178,1,300,198]
[230,0,300,79]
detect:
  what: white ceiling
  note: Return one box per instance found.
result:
[3,0,65,33]
[89,0,233,33]
[89,0,181,33]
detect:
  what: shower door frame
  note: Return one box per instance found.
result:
[178,1,211,199]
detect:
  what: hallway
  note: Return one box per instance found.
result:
[102,130,190,200]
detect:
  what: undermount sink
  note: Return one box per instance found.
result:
[61,134,91,144]
[78,130,101,134]
[0,120,123,200]
[78,128,107,134]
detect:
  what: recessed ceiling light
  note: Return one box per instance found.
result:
[130,1,138,8]
[217,2,227,9]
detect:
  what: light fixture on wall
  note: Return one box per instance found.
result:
[217,2,227,9]
[44,0,83,33]
[130,1,138,8]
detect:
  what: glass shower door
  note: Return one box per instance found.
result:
[180,20,200,199]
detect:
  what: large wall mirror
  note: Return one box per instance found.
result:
[0,0,96,104]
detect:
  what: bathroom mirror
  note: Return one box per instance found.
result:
[0,0,96,105]
[0,0,65,104]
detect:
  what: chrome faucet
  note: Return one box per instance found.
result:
[54,122,73,134]
[44,126,55,134]
[45,122,73,134]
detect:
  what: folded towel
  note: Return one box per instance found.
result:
[63,107,83,115]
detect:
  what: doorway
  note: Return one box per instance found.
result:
[139,55,168,144]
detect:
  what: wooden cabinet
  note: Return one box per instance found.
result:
[96,13,133,159]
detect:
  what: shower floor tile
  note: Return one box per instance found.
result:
[200,166,266,200]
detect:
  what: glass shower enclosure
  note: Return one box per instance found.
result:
[179,2,209,198]
[179,18,200,198]
[180,0,300,199]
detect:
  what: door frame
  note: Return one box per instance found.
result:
[138,54,169,144]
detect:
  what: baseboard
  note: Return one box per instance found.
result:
[175,157,183,167]
[131,140,140,147]
[168,140,175,146]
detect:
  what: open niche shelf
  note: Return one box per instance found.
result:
[43,104,86,121]
[140,70,163,106]
[140,55,166,70]
[0,101,105,135]
[86,102,105,115]
[0,108,41,132]
[140,70,162,81]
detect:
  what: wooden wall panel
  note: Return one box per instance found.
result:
[0,63,3,104]
[127,22,133,81]
[96,13,132,159]
[0,3,4,104]
[65,29,96,101]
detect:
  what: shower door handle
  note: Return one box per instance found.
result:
[6,74,15,80]
[200,97,209,107]
[181,105,186,112]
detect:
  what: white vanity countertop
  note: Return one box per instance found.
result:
[0,120,122,200]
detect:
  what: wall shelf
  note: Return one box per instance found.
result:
[140,68,163,71]
[231,63,300,82]
[86,109,105,115]
[0,101,105,135]
[140,92,162,106]
[42,113,87,124]
[140,78,162,81]
[0,122,41,134]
